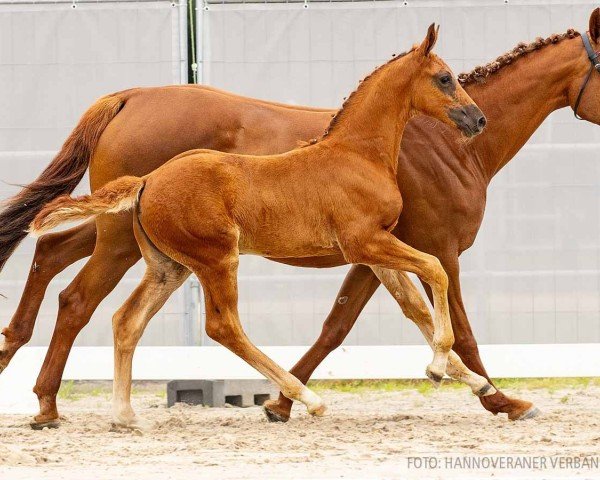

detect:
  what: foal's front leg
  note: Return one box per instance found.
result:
[343,230,453,385]
[372,267,494,396]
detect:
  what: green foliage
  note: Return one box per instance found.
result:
[307,377,600,395]
[54,377,600,401]
[57,380,79,401]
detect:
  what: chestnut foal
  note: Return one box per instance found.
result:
[31,25,485,426]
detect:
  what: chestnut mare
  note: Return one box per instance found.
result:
[30,26,485,427]
[1,9,600,427]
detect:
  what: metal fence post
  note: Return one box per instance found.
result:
[183,276,205,346]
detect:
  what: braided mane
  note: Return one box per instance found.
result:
[306,29,580,146]
[458,29,580,85]
[306,48,414,146]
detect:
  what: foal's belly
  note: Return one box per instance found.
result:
[238,231,340,259]
[267,254,348,268]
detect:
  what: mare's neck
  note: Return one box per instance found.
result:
[467,36,585,182]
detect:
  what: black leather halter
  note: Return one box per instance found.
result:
[574,32,600,119]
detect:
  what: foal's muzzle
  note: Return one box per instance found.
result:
[448,104,487,137]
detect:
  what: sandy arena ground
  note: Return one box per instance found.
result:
[1,381,599,479]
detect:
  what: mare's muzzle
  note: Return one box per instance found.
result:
[448,104,487,137]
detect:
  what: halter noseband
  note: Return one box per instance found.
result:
[574,31,600,119]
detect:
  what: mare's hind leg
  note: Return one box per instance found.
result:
[372,267,495,397]
[263,265,380,422]
[112,255,189,428]
[0,221,96,373]
[31,215,140,429]
[195,255,326,417]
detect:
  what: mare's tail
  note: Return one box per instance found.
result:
[0,94,125,271]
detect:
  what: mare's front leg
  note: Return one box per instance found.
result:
[437,255,539,421]
[0,221,97,373]
[263,264,380,422]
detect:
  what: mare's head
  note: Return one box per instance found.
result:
[566,8,600,123]
[408,24,486,137]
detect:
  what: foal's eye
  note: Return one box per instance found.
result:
[439,75,452,85]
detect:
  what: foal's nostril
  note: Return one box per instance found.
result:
[477,116,487,130]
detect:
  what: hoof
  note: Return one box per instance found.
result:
[474,383,497,398]
[263,405,289,423]
[30,419,61,430]
[425,365,443,387]
[512,405,541,421]
[111,415,151,432]
[110,422,147,434]
[308,402,327,417]
[298,387,326,418]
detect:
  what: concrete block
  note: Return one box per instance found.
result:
[167,379,278,408]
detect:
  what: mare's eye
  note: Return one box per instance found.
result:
[439,75,452,85]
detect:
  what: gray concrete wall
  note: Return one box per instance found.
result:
[0,0,598,348]
[199,0,600,346]
[0,0,189,346]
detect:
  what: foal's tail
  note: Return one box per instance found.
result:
[29,176,145,236]
[0,94,125,272]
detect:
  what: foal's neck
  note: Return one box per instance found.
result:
[321,56,414,173]
[467,36,583,182]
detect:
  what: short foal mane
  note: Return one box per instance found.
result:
[458,29,580,85]
[305,48,414,146]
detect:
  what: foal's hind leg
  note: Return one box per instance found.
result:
[112,266,189,428]
[112,214,190,428]
[372,267,495,397]
[0,221,96,373]
[195,256,326,417]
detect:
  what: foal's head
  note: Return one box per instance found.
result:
[408,24,486,137]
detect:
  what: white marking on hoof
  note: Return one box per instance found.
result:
[111,413,151,432]
[515,406,541,421]
[425,364,444,387]
[299,387,327,416]
[467,373,497,397]
[112,400,151,432]
[309,402,327,417]
[472,382,497,397]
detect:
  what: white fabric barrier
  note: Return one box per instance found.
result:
[1,344,598,413]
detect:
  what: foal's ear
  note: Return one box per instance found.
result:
[417,23,439,57]
[589,7,600,44]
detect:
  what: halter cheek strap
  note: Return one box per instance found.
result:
[573,32,600,120]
